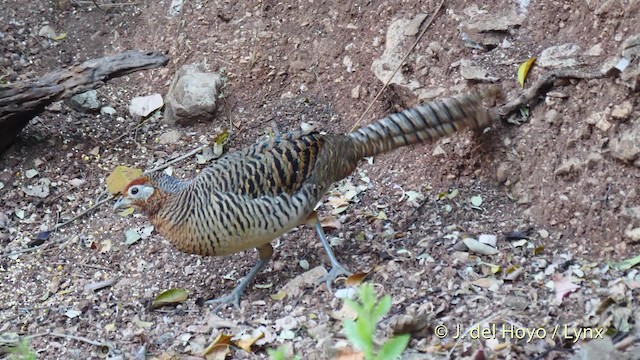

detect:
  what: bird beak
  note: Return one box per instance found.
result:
[113,197,131,210]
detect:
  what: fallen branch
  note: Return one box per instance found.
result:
[0,50,169,153]
[499,69,603,119]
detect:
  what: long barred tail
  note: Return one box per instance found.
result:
[348,86,501,158]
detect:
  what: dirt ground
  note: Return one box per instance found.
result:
[1,0,640,359]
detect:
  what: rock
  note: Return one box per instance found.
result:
[622,207,640,220]
[129,94,164,117]
[289,60,311,71]
[350,85,361,99]
[403,13,428,36]
[595,117,613,131]
[545,109,560,124]
[554,157,582,176]
[169,0,184,16]
[625,227,640,241]
[460,11,523,49]
[417,87,446,101]
[585,152,603,168]
[496,162,510,184]
[371,16,422,100]
[600,56,621,76]
[538,43,581,68]
[38,25,57,39]
[621,33,640,60]
[585,43,603,56]
[0,212,9,228]
[100,106,117,116]
[68,90,100,113]
[48,101,63,112]
[621,64,640,92]
[432,145,445,157]
[22,178,51,198]
[164,64,224,126]
[158,129,183,145]
[609,125,640,163]
[459,59,498,82]
[611,101,633,120]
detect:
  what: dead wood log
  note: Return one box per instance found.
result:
[0,50,169,153]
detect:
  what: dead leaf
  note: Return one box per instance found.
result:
[345,272,369,287]
[517,57,536,88]
[133,315,154,329]
[335,346,364,360]
[151,288,188,309]
[202,334,232,360]
[106,166,143,194]
[270,291,287,301]
[463,238,499,255]
[68,178,86,187]
[234,331,264,352]
[552,273,580,304]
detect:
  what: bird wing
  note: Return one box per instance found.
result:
[192,131,327,198]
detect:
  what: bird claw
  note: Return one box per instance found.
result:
[319,264,352,292]
[204,291,242,312]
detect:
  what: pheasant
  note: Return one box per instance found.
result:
[113,86,501,310]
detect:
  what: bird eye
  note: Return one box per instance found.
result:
[131,187,139,195]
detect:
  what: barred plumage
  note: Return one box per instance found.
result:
[114,86,501,309]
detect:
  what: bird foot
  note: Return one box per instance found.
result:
[204,291,242,312]
[318,263,352,292]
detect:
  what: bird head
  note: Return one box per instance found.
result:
[113,177,155,211]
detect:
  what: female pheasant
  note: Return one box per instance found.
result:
[114,86,501,310]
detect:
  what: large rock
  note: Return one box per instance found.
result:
[164,64,224,126]
[609,123,640,166]
[538,43,581,69]
[68,90,101,113]
[459,10,524,49]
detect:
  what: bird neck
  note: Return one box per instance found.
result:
[139,188,171,218]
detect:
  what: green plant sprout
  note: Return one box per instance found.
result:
[343,283,410,360]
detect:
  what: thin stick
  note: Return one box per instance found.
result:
[145,144,210,174]
[50,332,108,347]
[499,69,602,118]
[349,0,445,132]
[448,310,508,357]
[49,194,115,232]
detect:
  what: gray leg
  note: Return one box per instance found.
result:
[314,221,352,291]
[205,244,272,312]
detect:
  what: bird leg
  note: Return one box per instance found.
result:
[205,244,273,312]
[306,213,352,291]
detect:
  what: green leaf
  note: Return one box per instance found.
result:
[611,255,640,271]
[150,288,188,309]
[371,295,392,322]
[376,334,410,360]
[344,319,372,356]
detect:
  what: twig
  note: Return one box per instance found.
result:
[52,332,107,347]
[145,144,210,174]
[1,239,67,257]
[83,279,117,292]
[448,310,508,357]
[499,69,602,118]
[48,193,115,232]
[349,0,445,132]
[109,117,151,144]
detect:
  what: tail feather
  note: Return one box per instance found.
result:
[348,86,501,158]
